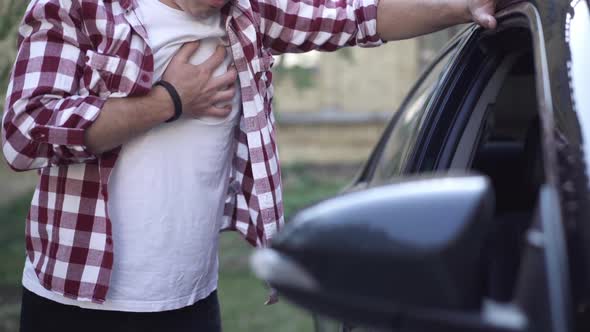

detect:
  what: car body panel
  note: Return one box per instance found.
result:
[522,0,590,301]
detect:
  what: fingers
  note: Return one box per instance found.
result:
[472,4,497,30]
[477,14,497,29]
[173,41,200,63]
[209,68,238,90]
[200,46,227,74]
[210,87,235,104]
[203,105,233,118]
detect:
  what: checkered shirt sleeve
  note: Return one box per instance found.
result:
[255,0,383,54]
[2,0,105,172]
[221,0,383,247]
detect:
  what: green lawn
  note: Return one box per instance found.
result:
[0,194,31,286]
[0,164,352,332]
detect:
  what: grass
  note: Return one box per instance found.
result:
[1,0,27,108]
[0,164,352,331]
[218,233,314,332]
[0,193,30,286]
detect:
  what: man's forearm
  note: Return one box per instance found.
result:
[376,0,471,41]
[85,87,174,155]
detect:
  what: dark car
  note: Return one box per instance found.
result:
[251,1,590,331]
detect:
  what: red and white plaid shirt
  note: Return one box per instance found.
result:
[2,0,382,303]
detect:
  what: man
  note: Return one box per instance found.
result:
[2,0,504,330]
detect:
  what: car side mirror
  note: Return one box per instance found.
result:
[252,174,495,328]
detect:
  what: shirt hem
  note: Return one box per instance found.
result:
[22,273,218,312]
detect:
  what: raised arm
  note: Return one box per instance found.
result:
[256,0,505,54]
[256,0,383,54]
[376,0,498,41]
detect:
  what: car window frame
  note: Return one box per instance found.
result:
[408,31,503,174]
[448,51,522,170]
[356,26,475,187]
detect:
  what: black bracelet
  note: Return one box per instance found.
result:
[154,80,182,123]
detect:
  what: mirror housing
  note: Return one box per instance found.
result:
[252,174,495,326]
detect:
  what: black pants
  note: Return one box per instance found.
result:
[20,287,221,332]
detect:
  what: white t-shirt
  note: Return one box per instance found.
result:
[22,0,241,312]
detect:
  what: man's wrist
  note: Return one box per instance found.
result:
[148,85,176,122]
[153,80,183,123]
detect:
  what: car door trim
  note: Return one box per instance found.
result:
[355,36,466,183]
[496,3,560,187]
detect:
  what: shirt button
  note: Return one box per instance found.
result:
[141,74,150,83]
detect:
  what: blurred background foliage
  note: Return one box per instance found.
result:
[0,0,26,40]
[0,0,26,109]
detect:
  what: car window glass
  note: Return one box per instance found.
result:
[371,46,457,183]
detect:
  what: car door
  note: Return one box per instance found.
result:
[366,25,497,185]
[351,26,472,190]
[323,4,565,331]
[313,25,487,332]
[253,3,579,331]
